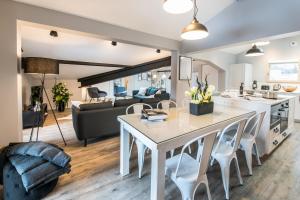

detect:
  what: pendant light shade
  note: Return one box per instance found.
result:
[181,18,208,40]
[245,45,264,57]
[23,57,59,75]
[163,0,193,14]
[180,0,208,40]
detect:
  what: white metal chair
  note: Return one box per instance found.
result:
[210,118,248,200]
[239,111,265,175]
[126,103,152,178]
[165,130,220,200]
[157,100,191,157]
[157,100,177,110]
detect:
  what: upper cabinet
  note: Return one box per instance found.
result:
[228,63,253,89]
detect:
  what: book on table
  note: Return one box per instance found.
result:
[141,109,168,121]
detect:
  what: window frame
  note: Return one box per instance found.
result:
[267,61,300,83]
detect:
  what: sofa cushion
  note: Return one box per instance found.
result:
[146,87,158,96]
[114,98,140,107]
[137,87,147,96]
[79,102,112,111]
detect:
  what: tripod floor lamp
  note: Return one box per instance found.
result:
[23,57,67,146]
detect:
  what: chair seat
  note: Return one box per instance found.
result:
[212,142,235,160]
[166,153,199,182]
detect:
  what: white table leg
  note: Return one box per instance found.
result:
[120,123,130,176]
[151,148,165,200]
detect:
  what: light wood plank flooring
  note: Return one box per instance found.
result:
[1,117,300,200]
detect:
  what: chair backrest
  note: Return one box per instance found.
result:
[214,118,248,155]
[126,103,153,115]
[87,87,100,98]
[157,100,177,109]
[243,111,266,139]
[174,130,219,179]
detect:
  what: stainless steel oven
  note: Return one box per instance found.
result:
[271,100,289,132]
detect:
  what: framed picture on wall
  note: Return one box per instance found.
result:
[147,72,152,81]
[138,74,142,81]
[179,56,192,80]
[141,72,148,80]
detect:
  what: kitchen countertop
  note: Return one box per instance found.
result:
[214,94,295,106]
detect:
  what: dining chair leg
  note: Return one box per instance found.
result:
[188,145,192,154]
[254,142,262,166]
[129,136,135,159]
[220,161,230,200]
[203,176,212,200]
[233,155,243,185]
[136,139,146,179]
[244,145,253,176]
[170,149,175,157]
[179,184,194,200]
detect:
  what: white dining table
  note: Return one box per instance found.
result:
[117,105,255,200]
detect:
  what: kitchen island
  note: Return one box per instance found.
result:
[214,94,295,155]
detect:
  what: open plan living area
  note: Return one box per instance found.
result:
[1,0,300,200]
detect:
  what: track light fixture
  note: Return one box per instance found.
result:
[111,41,117,46]
[50,30,58,37]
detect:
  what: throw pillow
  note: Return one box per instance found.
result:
[137,87,147,96]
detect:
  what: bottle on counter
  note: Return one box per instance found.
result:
[240,82,244,96]
[252,80,257,90]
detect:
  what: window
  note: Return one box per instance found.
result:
[269,62,300,82]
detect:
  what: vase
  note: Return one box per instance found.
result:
[189,102,214,116]
[57,102,66,112]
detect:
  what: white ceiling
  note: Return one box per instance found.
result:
[21,25,171,65]
[220,44,251,55]
[15,0,235,40]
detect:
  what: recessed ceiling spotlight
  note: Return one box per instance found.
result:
[254,41,270,46]
[163,0,193,14]
[111,41,117,46]
[245,45,264,57]
[290,41,298,47]
[156,49,161,53]
[50,30,58,37]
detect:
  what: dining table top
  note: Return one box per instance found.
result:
[118,104,255,144]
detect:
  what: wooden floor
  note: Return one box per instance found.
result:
[1,115,300,200]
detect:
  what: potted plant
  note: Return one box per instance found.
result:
[52,82,72,112]
[185,76,215,116]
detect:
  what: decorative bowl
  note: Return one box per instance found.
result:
[282,86,297,92]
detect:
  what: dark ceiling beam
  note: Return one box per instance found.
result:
[57,59,132,68]
[78,56,171,87]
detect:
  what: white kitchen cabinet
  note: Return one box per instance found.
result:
[214,95,295,155]
[228,63,252,89]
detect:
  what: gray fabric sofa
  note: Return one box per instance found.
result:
[72,99,134,146]
[132,88,170,102]
[72,96,169,146]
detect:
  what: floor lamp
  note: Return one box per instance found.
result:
[23,57,67,146]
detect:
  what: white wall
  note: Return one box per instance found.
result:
[237,35,300,83]
[22,74,83,108]
[190,50,237,87]
[0,0,179,146]
[175,50,236,106]
[0,1,22,146]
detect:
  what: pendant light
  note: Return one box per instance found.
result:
[163,0,193,14]
[181,0,209,40]
[245,45,264,57]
